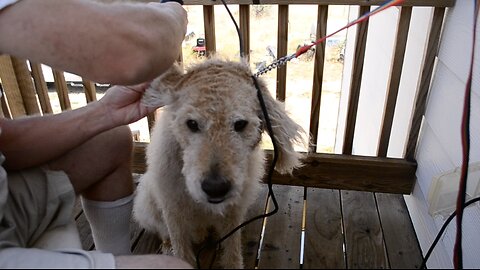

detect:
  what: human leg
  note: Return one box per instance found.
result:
[47,125,134,201]
[47,126,134,255]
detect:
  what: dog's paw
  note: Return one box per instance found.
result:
[160,239,174,255]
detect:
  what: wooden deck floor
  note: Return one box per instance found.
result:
[75,177,423,269]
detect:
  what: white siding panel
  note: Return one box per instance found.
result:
[424,61,480,167]
[411,0,480,268]
[415,121,455,198]
[433,204,480,269]
[404,185,452,269]
[437,1,480,97]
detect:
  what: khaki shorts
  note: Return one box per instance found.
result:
[0,167,115,268]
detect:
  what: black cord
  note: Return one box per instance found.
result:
[420,196,480,269]
[195,1,280,268]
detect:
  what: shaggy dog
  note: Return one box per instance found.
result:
[133,57,305,268]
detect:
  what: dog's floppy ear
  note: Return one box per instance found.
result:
[142,63,184,107]
[254,78,307,174]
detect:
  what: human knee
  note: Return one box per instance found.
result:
[104,126,133,164]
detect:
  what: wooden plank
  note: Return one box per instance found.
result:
[29,62,53,114]
[375,193,423,269]
[179,0,455,7]
[132,142,417,193]
[275,5,288,102]
[342,5,370,155]
[10,57,41,115]
[341,190,388,269]
[239,5,250,61]
[75,212,95,251]
[377,7,412,157]
[52,69,71,111]
[203,5,216,56]
[404,7,446,161]
[308,5,328,153]
[303,188,345,269]
[0,55,27,117]
[269,151,416,194]
[103,0,454,7]
[0,85,11,118]
[241,184,269,269]
[82,78,97,103]
[257,185,303,269]
[132,230,163,254]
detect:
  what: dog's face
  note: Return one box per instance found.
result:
[143,58,305,213]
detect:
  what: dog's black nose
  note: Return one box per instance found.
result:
[201,175,231,203]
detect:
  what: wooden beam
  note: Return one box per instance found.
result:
[180,1,455,7]
[276,5,288,102]
[405,8,445,161]
[30,62,53,114]
[11,57,41,115]
[100,0,455,7]
[377,6,412,157]
[82,78,97,103]
[342,5,370,155]
[203,5,216,56]
[308,5,328,153]
[239,5,250,61]
[0,55,27,117]
[52,69,71,111]
[133,142,417,194]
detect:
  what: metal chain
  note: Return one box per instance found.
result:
[253,53,296,77]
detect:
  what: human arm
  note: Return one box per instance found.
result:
[0,83,156,170]
[0,0,187,85]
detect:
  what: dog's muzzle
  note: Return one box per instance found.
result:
[201,172,231,204]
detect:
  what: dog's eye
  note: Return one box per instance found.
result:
[186,120,200,132]
[234,120,248,132]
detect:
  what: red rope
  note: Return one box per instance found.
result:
[295,0,405,58]
[454,2,479,269]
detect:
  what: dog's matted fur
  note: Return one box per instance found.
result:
[133,57,306,268]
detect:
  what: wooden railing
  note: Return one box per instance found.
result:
[0,0,456,194]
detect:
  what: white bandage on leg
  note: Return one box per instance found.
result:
[81,194,134,255]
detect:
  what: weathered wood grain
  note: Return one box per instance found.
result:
[404,7,445,161]
[308,5,328,153]
[276,5,288,102]
[377,6,412,157]
[203,5,216,56]
[10,58,41,116]
[257,185,304,269]
[241,185,269,268]
[376,193,423,269]
[341,190,389,268]
[52,70,71,111]
[132,142,417,193]
[303,188,346,269]
[29,62,53,114]
[0,55,27,117]
[342,5,370,155]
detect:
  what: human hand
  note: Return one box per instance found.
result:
[98,83,158,126]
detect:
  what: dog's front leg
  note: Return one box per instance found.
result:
[171,236,196,267]
[163,211,196,266]
[219,229,243,269]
